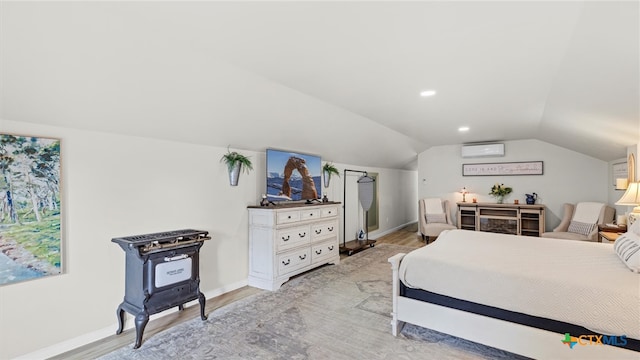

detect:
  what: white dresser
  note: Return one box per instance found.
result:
[247,202,340,291]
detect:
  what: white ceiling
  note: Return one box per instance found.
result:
[1,1,638,169]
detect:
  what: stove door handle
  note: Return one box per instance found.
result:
[164,254,189,262]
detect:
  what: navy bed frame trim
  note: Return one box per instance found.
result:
[400,282,640,352]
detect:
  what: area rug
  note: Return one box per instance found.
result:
[100,244,527,360]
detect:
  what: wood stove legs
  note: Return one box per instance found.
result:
[115,295,207,349]
[116,305,126,335]
[176,292,206,320]
[198,291,208,320]
[115,304,148,349]
[133,311,149,349]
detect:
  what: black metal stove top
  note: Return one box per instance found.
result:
[112,229,209,245]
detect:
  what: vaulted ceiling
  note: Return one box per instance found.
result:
[1,1,638,169]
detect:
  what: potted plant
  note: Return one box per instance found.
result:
[489,183,512,204]
[220,148,253,186]
[322,162,340,188]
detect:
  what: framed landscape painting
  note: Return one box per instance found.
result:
[0,134,61,286]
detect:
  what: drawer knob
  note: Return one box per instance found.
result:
[287,215,292,219]
[282,259,290,266]
[282,235,290,241]
[299,254,307,260]
[315,229,322,234]
[328,246,334,251]
[299,232,306,238]
[327,227,334,232]
[315,249,322,255]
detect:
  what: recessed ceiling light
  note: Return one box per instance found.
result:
[458,126,470,132]
[420,90,436,97]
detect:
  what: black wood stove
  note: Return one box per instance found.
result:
[112,229,211,348]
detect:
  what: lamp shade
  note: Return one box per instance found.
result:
[616,182,640,207]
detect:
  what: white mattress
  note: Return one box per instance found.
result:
[398,229,640,339]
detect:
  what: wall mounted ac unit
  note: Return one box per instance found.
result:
[461,143,505,158]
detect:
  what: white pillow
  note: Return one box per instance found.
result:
[426,213,447,224]
[613,232,640,273]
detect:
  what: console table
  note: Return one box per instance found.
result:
[457,202,545,237]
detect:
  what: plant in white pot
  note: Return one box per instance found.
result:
[221,148,253,186]
[322,162,340,188]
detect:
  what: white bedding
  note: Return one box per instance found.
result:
[398,229,640,339]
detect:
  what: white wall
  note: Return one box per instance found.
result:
[320,163,418,243]
[418,139,610,231]
[0,119,416,359]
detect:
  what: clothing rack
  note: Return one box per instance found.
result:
[340,169,376,256]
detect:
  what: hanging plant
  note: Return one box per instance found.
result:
[220,148,253,186]
[322,162,340,188]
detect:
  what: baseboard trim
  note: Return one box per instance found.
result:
[369,221,417,238]
[14,279,249,360]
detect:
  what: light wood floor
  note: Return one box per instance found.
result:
[50,223,424,360]
[366,222,423,247]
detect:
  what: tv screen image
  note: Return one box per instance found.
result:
[266,149,322,202]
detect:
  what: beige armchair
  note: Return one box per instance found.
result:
[541,202,615,242]
[418,198,456,243]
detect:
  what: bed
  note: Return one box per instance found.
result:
[388,229,640,359]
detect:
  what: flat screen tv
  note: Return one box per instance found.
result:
[266,149,322,202]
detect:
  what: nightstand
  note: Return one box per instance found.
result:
[598,231,620,243]
[597,224,626,243]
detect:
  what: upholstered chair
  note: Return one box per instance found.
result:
[418,198,456,243]
[541,202,615,242]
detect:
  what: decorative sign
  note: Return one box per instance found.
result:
[463,161,543,176]
[612,162,628,182]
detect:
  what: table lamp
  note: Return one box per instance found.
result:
[460,187,469,202]
[616,182,640,225]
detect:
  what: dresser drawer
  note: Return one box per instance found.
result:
[321,206,338,218]
[300,209,320,221]
[311,240,338,264]
[277,210,300,224]
[278,248,311,276]
[276,226,310,251]
[311,221,338,241]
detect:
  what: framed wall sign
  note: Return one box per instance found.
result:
[612,161,628,189]
[613,161,628,180]
[463,161,543,176]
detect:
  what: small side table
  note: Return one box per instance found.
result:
[598,231,621,243]
[597,224,626,243]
